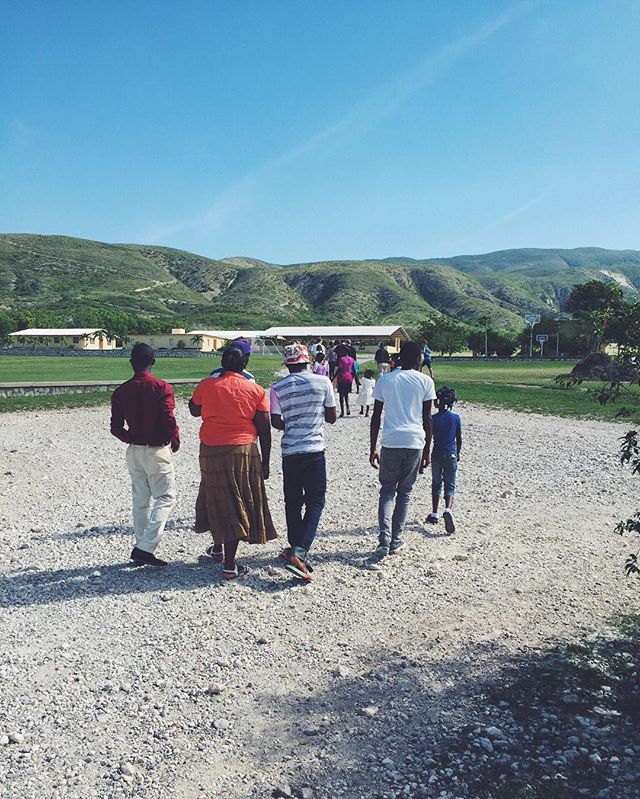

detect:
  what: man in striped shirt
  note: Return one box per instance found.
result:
[270,343,337,580]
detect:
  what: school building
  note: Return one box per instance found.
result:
[8,328,119,350]
[262,325,409,351]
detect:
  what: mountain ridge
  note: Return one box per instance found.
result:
[1,234,638,331]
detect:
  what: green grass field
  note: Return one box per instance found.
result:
[1,355,639,422]
[0,355,283,413]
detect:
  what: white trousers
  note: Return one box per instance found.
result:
[126,445,176,554]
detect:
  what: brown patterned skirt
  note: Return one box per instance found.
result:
[195,442,277,545]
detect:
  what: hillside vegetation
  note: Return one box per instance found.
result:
[1,234,639,330]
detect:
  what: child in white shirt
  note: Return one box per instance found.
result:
[358,369,376,417]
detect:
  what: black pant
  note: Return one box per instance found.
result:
[282,451,327,558]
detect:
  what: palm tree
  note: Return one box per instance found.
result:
[191,334,204,350]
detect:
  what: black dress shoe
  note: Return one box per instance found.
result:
[130,547,168,567]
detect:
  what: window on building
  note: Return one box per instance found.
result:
[169,339,175,347]
[53,337,61,343]
[72,337,80,343]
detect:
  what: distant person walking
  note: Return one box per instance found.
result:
[369,341,436,560]
[345,339,357,360]
[270,344,336,580]
[358,369,376,417]
[375,342,390,378]
[310,337,325,359]
[110,343,179,567]
[328,342,338,381]
[190,344,277,579]
[421,341,434,379]
[210,337,255,380]
[312,350,329,376]
[353,353,361,393]
[426,386,462,534]
[334,350,355,417]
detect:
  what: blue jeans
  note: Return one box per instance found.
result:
[378,447,422,550]
[431,452,458,499]
[282,451,327,559]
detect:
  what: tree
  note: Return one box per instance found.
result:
[190,334,204,349]
[567,280,626,351]
[469,328,518,357]
[567,280,624,315]
[422,317,467,356]
[560,339,640,576]
[490,330,519,357]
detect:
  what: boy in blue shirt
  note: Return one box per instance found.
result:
[426,386,461,534]
[421,341,434,379]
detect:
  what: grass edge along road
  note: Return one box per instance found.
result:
[2,355,640,422]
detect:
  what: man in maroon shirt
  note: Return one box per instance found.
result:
[111,343,180,566]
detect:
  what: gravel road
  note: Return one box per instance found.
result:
[0,402,638,799]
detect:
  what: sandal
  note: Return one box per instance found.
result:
[279,549,314,573]
[223,563,249,580]
[206,544,224,563]
[285,555,313,582]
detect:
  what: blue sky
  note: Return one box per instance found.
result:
[1,1,639,263]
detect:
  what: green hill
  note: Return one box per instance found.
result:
[1,234,638,331]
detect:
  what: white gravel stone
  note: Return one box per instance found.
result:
[0,403,637,798]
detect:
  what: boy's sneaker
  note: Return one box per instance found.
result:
[426,513,439,525]
[443,509,456,534]
[389,541,405,555]
[368,545,389,567]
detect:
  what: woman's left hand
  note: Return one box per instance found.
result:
[262,461,270,480]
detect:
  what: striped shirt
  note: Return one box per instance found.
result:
[270,372,336,456]
[210,366,255,382]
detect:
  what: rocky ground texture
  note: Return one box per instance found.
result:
[0,402,639,799]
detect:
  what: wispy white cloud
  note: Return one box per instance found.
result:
[142,1,537,244]
[476,189,553,235]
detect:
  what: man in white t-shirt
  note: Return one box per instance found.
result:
[369,340,436,559]
[270,343,337,581]
[310,337,325,358]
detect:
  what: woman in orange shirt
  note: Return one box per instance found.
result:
[189,346,277,579]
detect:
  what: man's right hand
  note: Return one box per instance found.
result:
[369,451,380,470]
[419,449,430,473]
[171,439,181,453]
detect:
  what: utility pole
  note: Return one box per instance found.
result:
[524,314,541,358]
[479,316,489,358]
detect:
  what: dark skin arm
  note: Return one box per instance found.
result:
[110,394,131,443]
[188,398,202,417]
[456,423,462,462]
[420,399,433,473]
[369,399,383,468]
[325,406,337,425]
[270,413,285,430]
[254,410,271,479]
